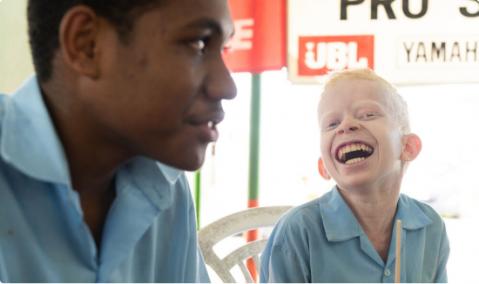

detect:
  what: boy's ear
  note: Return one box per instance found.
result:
[59,5,102,79]
[400,133,422,162]
[318,158,331,180]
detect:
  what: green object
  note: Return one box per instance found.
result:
[194,170,201,229]
[248,74,261,203]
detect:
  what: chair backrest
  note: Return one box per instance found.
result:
[198,206,292,283]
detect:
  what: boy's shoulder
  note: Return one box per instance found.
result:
[266,195,324,248]
[399,193,446,229]
[400,193,441,216]
[273,190,335,232]
[279,191,446,231]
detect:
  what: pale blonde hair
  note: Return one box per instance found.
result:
[320,68,410,134]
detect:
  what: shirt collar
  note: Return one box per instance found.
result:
[320,186,432,242]
[0,76,72,186]
[117,158,182,210]
[320,186,362,242]
[157,162,182,184]
[395,193,433,229]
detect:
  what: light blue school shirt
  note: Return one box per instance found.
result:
[0,77,210,282]
[260,187,449,283]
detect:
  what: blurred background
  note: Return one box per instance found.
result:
[1,0,478,282]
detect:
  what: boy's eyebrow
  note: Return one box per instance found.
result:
[318,111,339,122]
[353,100,386,110]
[182,18,234,40]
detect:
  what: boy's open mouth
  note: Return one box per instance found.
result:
[336,142,374,165]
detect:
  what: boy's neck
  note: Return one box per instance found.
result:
[337,182,401,262]
[338,181,400,229]
[337,174,402,217]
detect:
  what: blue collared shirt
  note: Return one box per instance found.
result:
[260,187,449,283]
[0,77,210,282]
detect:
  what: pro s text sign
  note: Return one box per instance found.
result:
[288,0,479,84]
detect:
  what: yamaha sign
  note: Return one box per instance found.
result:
[288,0,479,84]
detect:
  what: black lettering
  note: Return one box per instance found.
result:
[403,42,414,62]
[431,42,446,62]
[465,41,478,61]
[340,0,365,20]
[415,42,427,62]
[460,0,479,17]
[371,0,396,19]
[402,0,428,19]
[450,42,462,62]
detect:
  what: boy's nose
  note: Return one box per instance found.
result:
[205,57,237,101]
[336,119,360,135]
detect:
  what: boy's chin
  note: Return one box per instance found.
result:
[169,155,206,172]
[155,147,207,172]
[335,176,377,191]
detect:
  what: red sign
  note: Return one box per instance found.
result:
[298,35,375,76]
[224,0,286,73]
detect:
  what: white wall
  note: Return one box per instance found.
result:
[0,0,33,93]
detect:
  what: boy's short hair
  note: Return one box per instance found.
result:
[28,0,164,83]
[321,68,410,134]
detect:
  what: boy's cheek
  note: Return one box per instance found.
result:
[319,138,331,153]
[322,157,336,172]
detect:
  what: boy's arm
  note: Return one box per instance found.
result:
[434,222,450,283]
[260,221,311,283]
[261,244,310,283]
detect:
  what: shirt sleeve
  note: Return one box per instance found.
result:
[260,217,311,283]
[434,222,450,283]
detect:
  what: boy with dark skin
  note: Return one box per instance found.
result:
[0,0,235,282]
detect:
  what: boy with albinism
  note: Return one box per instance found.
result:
[260,68,449,282]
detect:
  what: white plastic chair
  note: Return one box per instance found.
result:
[198,206,292,283]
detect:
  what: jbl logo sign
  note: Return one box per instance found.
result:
[298,35,374,76]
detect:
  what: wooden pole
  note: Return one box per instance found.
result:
[395,219,402,283]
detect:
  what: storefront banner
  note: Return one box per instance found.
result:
[288,0,479,84]
[225,0,286,73]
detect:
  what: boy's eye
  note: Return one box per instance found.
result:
[361,112,378,119]
[323,120,339,130]
[190,38,208,53]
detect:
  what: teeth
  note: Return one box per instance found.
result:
[338,143,373,162]
[345,157,365,165]
[207,121,214,128]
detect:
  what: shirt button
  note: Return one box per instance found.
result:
[384,269,391,276]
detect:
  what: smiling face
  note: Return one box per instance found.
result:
[80,0,236,171]
[318,78,405,191]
